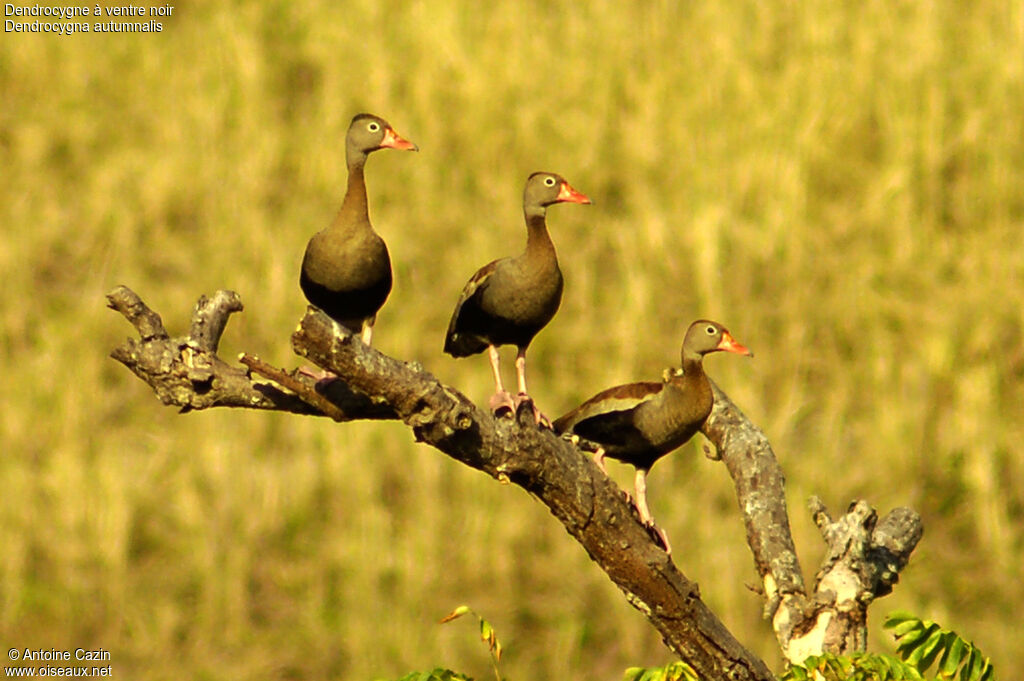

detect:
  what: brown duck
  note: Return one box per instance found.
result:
[300,113,417,345]
[553,320,752,552]
[444,172,590,423]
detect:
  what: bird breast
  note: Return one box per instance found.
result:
[479,258,563,322]
[632,379,713,451]
[303,230,390,291]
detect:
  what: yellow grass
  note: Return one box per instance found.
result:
[2,1,1022,678]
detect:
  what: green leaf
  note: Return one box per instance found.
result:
[940,634,967,678]
[913,627,947,671]
[884,611,920,628]
[889,618,926,640]
[879,657,902,681]
[620,662,697,681]
[899,623,940,662]
[825,654,848,677]
[392,670,474,681]
[439,605,471,623]
[782,664,809,681]
[965,648,986,681]
[852,654,884,680]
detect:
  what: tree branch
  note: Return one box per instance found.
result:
[108,286,922,676]
[701,386,922,662]
[107,285,395,420]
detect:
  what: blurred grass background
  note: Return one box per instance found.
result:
[2,0,1022,679]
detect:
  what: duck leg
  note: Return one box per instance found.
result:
[513,347,551,427]
[298,318,353,382]
[487,345,515,415]
[633,468,672,554]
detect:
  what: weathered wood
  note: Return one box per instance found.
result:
[108,285,922,676]
[291,303,776,681]
[702,386,922,662]
[107,285,395,420]
[702,382,811,660]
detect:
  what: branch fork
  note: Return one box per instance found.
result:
[108,286,922,679]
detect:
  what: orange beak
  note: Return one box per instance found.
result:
[557,181,591,204]
[717,331,753,357]
[380,126,418,151]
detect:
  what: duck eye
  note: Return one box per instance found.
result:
[544,177,556,187]
[706,325,717,335]
[367,121,381,133]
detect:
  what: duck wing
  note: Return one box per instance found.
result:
[443,259,502,357]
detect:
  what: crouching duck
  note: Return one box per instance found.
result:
[554,320,752,553]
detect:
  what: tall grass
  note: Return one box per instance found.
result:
[1,1,1022,679]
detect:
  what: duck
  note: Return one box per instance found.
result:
[444,172,590,424]
[553,320,752,552]
[300,113,417,345]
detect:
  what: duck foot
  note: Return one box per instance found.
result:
[488,390,516,417]
[643,520,672,555]
[514,392,551,428]
[298,365,338,385]
[621,489,672,554]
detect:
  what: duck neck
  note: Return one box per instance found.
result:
[335,151,370,229]
[678,354,706,383]
[523,207,555,260]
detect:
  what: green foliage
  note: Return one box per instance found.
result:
[383,606,504,681]
[884,612,995,681]
[395,610,702,681]
[781,652,922,681]
[439,605,503,678]
[390,670,474,681]
[781,613,995,681]
[622,661,698,681]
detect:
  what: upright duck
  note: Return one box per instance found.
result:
[553,320,752,552]
[300,113,417,345]
[444,172,590,424]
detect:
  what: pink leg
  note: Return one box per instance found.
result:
[513,347,551,427]
[592,448,608,475]
[487,346,515,414]
[634,468,671,554]
[298,365,336,382]
[361,320,374,346]
[515,348,529,395]
[301,317,355,380]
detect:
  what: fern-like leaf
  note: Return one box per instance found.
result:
[621,661,698,681]
[883,612,995,681]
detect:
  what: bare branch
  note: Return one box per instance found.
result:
[290,305,776,681]
[189,290,243,353]
[702,384,923,663]
[107,286,393,420]
[702,383,811,659]
[796,498,923,655]
[107,285,923,676]
[107,284,168,342]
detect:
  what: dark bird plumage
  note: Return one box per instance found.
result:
[300,113,417,345]
[554,320,752,552]
[444,172,590,422]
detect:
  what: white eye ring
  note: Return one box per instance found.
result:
[368,121,381,132]
[706,325,717,335]
[544,177,556,187]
